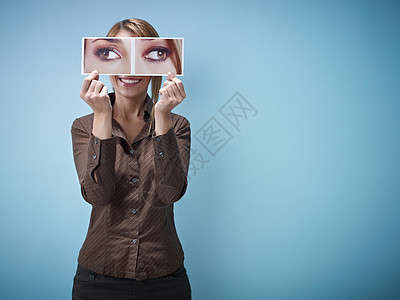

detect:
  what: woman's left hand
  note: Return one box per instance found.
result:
[155,72,187,114]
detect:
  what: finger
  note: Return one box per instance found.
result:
[93,70,99,81]
[94,81,104,94]
[168,82,181,101]
[167,72,175,81]
[81,70,99,96]
[88,80,99,93]
[162,80,171,88]
[100,85,108,96]
[165,85,176,99]
[162,75,176,87]
[169,76,182,86]
[160,87,171,99]
[168,77,186,99]
[159,89,166,101]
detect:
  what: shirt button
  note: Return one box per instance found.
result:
[94,138,98,144]
[132,239,137,244]
[129,149,134,155]
[92,155,97,159]
[131,208,137,214]
[159,151,164,156]
[131,178,137,183]
[156,136,161,142]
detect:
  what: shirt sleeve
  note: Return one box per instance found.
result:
[152,116,191,204]
[71,118,116,207]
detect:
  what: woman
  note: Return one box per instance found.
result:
[71,18,191,300]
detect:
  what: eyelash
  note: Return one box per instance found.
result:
[144,47,171,63]
[94,47,121,61]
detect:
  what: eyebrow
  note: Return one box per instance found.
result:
[90,38,122,43]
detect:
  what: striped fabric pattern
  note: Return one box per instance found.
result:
[70,93,191,280]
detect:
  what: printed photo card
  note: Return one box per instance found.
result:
[82,37,184,76]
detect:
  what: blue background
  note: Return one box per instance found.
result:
[0,0,399,299]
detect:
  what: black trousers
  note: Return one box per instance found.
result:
[72,263,191,300]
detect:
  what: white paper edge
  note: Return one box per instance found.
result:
[81,37,184,76]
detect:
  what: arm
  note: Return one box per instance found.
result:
[152,72,190,204]
[71,70,115,207]
[153,116,191,204]
[71,118,116,207]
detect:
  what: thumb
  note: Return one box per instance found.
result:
[91,69,99,80]
[167,71,175,81]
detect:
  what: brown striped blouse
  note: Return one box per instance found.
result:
[70,92,191,280]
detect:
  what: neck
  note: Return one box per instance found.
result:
[112,90,147,121]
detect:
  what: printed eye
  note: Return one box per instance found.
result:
[144,47,171,62]
[95,48,121,61]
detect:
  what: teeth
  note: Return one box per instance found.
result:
[120,78,140,84]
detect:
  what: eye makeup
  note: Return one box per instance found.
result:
[94,47,122,61]
[82,37,184,75]
[143,46,172,62]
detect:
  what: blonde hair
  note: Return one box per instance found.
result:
[167,39,183,75]
[107,18,162,136]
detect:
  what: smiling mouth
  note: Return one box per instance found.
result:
[119,77,142,84]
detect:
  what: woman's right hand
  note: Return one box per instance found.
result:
[80,70,113,140]
[80,70,112,115]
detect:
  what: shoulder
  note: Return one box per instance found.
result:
[171,112,190,130]
[71,113,94,133]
